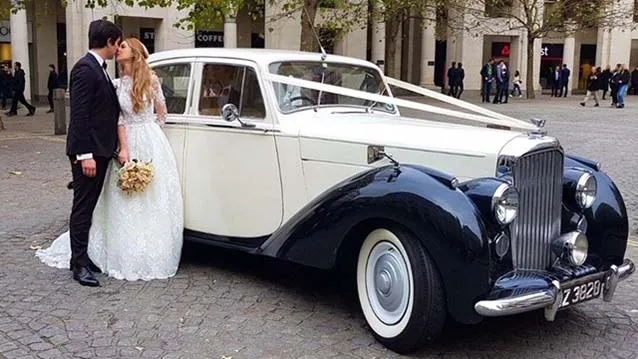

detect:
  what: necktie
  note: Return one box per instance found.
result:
[102,62,107,70]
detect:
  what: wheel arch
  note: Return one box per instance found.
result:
[259,164,493,324]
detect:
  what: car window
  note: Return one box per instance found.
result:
[199,63,266,119]
[152,63,191,114]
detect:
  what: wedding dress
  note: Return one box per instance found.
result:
[36,74,184,281]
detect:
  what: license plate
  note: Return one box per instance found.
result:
[559,273,606,309]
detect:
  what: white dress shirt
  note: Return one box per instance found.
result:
[76,51,112,161]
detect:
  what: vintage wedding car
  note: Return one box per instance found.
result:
[148,48,634,353]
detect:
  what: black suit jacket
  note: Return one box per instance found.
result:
[14,69,25,93]
[66,53,120,158]
[47,71,60,90]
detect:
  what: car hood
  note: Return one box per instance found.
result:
[286,111,526,181]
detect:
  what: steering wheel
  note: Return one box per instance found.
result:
[288,95,317,106]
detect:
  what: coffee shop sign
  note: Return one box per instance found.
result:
[0,21,34,43]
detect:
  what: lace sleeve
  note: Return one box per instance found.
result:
[112,79,124,126]
[151,74,167,126]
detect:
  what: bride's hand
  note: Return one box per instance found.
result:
[118,148,130,166]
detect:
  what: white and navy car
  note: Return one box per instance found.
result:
[148,48,634,353]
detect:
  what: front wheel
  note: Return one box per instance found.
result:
[356,227,446,354]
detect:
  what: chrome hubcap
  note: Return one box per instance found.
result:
[366,241,410,325]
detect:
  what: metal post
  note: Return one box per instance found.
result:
[53,88,66,135]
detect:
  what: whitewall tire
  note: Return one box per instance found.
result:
[356,227,446,353]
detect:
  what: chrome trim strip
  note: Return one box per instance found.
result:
[474,288,557,317]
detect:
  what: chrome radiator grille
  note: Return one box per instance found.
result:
[510,149,564,270]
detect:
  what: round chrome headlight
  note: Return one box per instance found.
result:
[492,184,519,225]
[575,173,597,209]
[551,232,589,266]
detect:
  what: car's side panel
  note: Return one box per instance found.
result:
[564,156,629,268]
[273,134,309,223]
[259,164,491,324]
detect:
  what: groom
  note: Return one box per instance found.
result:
[66,19,122,287]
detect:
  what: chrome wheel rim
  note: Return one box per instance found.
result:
[366,241,411,325]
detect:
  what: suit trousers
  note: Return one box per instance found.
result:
[69,156,110,269]
[10,91,34,113]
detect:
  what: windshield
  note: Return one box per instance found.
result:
[268,61,396,114]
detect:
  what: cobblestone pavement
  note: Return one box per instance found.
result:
[1,98,638,359]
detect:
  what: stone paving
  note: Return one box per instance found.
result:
[1,97,638,359]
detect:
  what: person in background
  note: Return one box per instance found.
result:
[0,65,8,110]
[579,66,600,107]
[6,62,35,117]
[480,58,495,103]
[447,61,457,97]
[47,64,60,113]
[455,62,465,99]
[493,60,505,104]
[609,64,621,107]
[510,70,523,97]
[616,64,630,108]
[559,64,570,97]
[599,65,611,100]
[551,65,561,97]
[631,66,638,95]
[499,62,510,104]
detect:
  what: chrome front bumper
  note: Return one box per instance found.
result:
[475,258,635,321]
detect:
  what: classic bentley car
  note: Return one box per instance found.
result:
[147,48,635,353]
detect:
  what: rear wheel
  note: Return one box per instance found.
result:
[356,227,446,354]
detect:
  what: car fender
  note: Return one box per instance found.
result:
[259,164,491,324]
[565,155,629,267]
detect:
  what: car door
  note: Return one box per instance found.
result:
[150,59,196,190]
[181,58,284,239]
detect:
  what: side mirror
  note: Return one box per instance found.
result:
[221,103,255,128]
[221,103,239,122]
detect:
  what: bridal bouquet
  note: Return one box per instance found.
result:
[117,159,154,195]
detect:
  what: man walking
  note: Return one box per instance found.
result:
[47,64,60,113]
[6,62,35,117]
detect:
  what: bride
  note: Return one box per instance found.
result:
[36,38,184,281]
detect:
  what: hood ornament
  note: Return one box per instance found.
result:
[529,118,547,136]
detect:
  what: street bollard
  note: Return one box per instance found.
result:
[53,88,66,135]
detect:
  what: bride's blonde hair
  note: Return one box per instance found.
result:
[121,37,153,114]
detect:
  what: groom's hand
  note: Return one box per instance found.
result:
[81,159,97,178]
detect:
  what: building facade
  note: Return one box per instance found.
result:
[3,0,637,103]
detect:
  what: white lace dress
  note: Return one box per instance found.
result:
[36,75,184,281]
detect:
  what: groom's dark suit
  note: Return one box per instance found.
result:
[66,52,120,277]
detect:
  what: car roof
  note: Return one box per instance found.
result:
[147,48,382,71]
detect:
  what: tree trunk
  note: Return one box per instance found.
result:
[384,13,402,78]
[525,36,536,99]
[300,0,320,52]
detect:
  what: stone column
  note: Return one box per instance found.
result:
[419,11,436,88]
[563,34,576,96]
[405,12,418,83]
[10,1,31,100]
[370,4,385,72]
[224,15,238,48]
[65,2,85,86]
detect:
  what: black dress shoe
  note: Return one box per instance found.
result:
[73,266,100,287]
